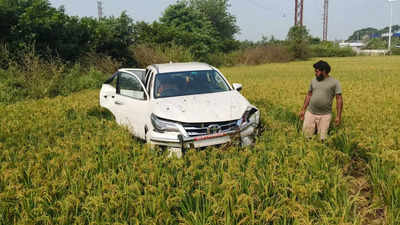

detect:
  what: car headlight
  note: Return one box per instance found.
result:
[151,113,180,133]
[238,107,260,126]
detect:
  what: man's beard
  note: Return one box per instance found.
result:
[316,75,325,81]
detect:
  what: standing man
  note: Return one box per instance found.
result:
[299,60,343,140]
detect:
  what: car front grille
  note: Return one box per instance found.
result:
[181,120,238,137]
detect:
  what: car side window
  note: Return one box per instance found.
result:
[210,70,230,90]
[110,75,118,89]
[118,72,146,100]
[104,72,118,89]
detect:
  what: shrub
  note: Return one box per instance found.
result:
[287,26,312,60]
[335,47,356,57]
[391,48,400,55]
[0,49,111,104]
[364,38,387,50]
[6,51,65,100]
[131,44,166,67]
[80,52,121,75]
[141,45,295,67]
[0,44,10,69]
[132,44,194,68]
[0,73,25,104]
[311,42,356,57]
[159,43,195,63]
[60,64,107,96]
[204,51,240,67]
[288,41,311,60]
[234,46,293,65]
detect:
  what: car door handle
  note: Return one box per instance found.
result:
[114,101,124,105]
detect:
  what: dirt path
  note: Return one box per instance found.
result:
[344,153,385,225]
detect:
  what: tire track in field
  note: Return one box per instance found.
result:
[337,138,385,225]
[256,99,385,225]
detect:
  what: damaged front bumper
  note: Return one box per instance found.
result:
[150,120,258,149]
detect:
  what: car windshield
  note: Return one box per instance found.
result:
[154,70,231,98]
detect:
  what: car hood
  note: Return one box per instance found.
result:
[152,91,250,123]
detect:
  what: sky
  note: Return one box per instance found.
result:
[48,0,400,41]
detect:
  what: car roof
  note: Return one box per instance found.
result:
[151,62,214,74]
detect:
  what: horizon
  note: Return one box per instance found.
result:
[48,0,400,42]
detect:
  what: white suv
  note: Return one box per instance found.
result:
[100,62,260,156]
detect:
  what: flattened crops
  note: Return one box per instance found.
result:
[1,56,399,224]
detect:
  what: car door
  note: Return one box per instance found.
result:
[100,72,119,116]
[104,71,150,139]
[117,72,150,139]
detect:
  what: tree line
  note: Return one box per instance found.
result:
[0,0,360,69]
[0,0,243,67]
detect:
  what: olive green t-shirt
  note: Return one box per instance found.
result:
[307,76,342,115]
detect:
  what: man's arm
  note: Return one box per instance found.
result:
[335,94,343,126]
[299,91,312,120]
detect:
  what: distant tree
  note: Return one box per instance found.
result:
[347,27,380,41]
[260,35,285,46]
[365,38,387,50]
[160,1,211,31]
[0,0,19,43]
[287,26,311,60]
[392,37,400,47]
[157,0,240,56]
[190,0,238,40]
[309,37,321,45]
[268,35,281,45]
[91,12,135,64]
[0,0,70,56]
[190,0,239,52]
[0,0,138,64]
[0,0,90,60]
[287,26,311,42]
[132,21,177,45]
[238,40,256,49]
[159,1,218,59]
[347,25,400,42]
[379,25,400,34]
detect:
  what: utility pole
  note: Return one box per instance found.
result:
[97,1,103,19]
[388,0,399,51]
[295,0,304,26]
[323,0,329,41]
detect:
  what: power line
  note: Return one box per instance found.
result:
[247,0,272,13]
[246,0,289,19]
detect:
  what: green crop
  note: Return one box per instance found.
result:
[0,56,399,225]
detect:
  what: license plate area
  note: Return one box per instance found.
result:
[193,135,231,148]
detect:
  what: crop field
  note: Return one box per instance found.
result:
[0,56,399,225]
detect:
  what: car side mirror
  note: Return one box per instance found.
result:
[232,83,242,92]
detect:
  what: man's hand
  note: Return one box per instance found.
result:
[300,91,312,121]
[335,94,343,127]
[299,110,305,121]
[335,117,341,126]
